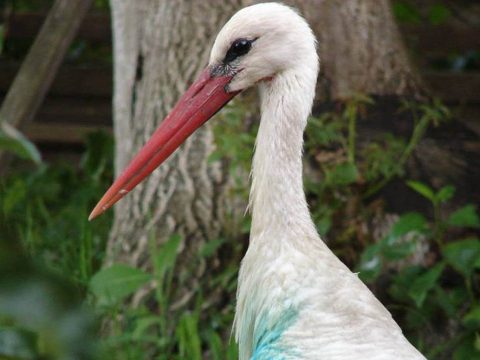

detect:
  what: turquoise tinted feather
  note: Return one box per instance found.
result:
[250,307,299,360]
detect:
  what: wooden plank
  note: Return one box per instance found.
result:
[36,97,111,125]
[0,0,94,129]
[424,72,480,104]
[0,64,112,97]
[25,122,111,143]
[40,149,85,164]
[0,96,112,127]
[401,24,480,55]
[3,12,111,43]
[0,0,94,172]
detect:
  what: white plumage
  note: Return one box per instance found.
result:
[210,3,426,359]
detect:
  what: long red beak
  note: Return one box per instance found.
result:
[89,67,239,220]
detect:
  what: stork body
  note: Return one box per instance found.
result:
[222,6,425,359]
[91,3,426,359]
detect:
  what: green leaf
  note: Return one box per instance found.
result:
[357,243,383,282]
[436,185,455,203]
[361,207,425,267]
[433,287,469,318]
[463,306,480,329]
[453,333,480,360]
[382,240,418,261]
[448,205,480,229]
[329,162,358,185]
[388,212,428,240]
[226,338,239,360]
[379,214,425,263]
[153,234,181,282]
[406,180,435,202]
[94,0,110,10]
[306,115,343,148]
[199,238,224,258]
[208,150,224,163]
[0,122,41,164]
[2,178,27,216]
[89,264,152,305]
[393,1,421,24]
[132,315,163,340]
[428,4,451,25]
[176,312,202,360]
[407,263,445,307]
[80,131,113,180]
[388,266,423,303]
[442,238,480,276]
[316,216,332,237]
[0,327,36,359]
[206,331,223,360]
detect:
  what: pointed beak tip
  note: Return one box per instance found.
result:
[87,211,96,222]
[88,206,103,221]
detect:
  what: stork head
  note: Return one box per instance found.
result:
[209,2,317,92]
[89,3,317,220]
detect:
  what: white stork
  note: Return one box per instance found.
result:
[90,3,426,359]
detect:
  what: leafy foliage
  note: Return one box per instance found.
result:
[90,264,152,306]
[87,233,239,360]
[303,97,477,359]
[427,4,452,25]
[0,131,113,285]
[448,206,480,229]
[360,181,480,359]
[393,1,451,25]
[393,1,422,24]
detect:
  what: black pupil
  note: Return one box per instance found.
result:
[224,39,252,63]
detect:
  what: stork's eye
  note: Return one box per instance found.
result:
[223,38,253,63]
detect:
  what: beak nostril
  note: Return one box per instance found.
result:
[191,81,208,98]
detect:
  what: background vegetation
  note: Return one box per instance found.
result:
[0,0,479,359]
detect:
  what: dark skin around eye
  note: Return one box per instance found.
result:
[223,38,252,63]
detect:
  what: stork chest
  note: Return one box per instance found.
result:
[234,238,321,360]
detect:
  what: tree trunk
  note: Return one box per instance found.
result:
[107,0,245,303]
[284,0,424,100]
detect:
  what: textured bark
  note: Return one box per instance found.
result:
[107,0,245,303]
[284,0,424,99]
[107,0,424,305]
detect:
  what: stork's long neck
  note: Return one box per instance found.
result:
[249,66,318,243]
[237,65,321,360]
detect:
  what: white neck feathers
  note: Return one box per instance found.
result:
[249,65,318,243]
